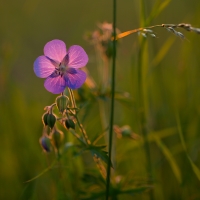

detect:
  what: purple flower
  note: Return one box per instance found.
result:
[33,39,88,94]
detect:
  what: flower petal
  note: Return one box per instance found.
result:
[67,45,88,68]
[33,56,56,78]
[44,73,67,94]
[44,39,67,62]
[64,68,86,89]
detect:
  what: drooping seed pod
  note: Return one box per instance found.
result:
[47,113,56,129]
[65,119,75,130]
[39,135,52,152]
[42,112,49,126]
[56,95,69,113]
[51,129,64,150]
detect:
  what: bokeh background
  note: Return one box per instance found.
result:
[1,0,200,199]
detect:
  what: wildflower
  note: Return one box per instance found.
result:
[33,39,88,94]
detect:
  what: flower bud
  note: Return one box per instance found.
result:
[121,125,132,137]
[47,113,56,129]
[105,40,114,58]
[42,112,49,126]
[56,95,69,113]
[39,135,52,152]
[51,129,64,149]
[65,119,75,130]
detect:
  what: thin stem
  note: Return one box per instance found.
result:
[67,88,107,179]
[24,160,56,183]
[115,23,199,40]
[68,88,77,115]
[69,129,86,145]
[106,0,116,199]
[138,1,154,200]
[75,115,91,145]
[75,109,107,180]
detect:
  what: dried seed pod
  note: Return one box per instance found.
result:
[141,33,147,38]
[150,33,156,38]
[166,27,175,33]
[143,29,153,33]
[177,32,185,39]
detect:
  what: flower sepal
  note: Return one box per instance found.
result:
[56,95,69,113]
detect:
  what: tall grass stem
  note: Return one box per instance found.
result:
[139,1,154,199]
[106,0,117,199]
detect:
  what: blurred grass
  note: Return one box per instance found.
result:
[1,0,200,199]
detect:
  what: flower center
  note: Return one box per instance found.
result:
[55,63,67,76]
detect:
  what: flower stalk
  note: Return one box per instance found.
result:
[106,0,117,199]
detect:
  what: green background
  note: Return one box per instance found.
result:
[1,0,200,199]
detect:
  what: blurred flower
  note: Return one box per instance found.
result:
[114,125,140,140]
[33,39,88,94]
[85,22,120,59]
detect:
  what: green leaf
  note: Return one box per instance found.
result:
[119,186,153,195]
[176,111,200,181]
[146,0,172,25]
[86,145,113,167]
[81,186,151,200]
[151,36,175,68]
[114,91,133,106]
[24,160,56,183]
[187,156,200,180]
[154,136,182,184]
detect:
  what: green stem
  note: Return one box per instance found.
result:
[68,88,77,115]
[67,88,107,179]
[75,110,107,180]
[75,115,91,145]
[106,0,117,199]
[138,1,154,200]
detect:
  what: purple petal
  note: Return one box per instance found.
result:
[64,68,86,89]
[44,73,67,94]
[61,54,69,66]
[67,45,88,68]
[33,56,56,78]
[44,39,67,62]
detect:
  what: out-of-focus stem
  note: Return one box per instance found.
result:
[138,1,154,200]
[101,57,109,94]
[106,0,117,199]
